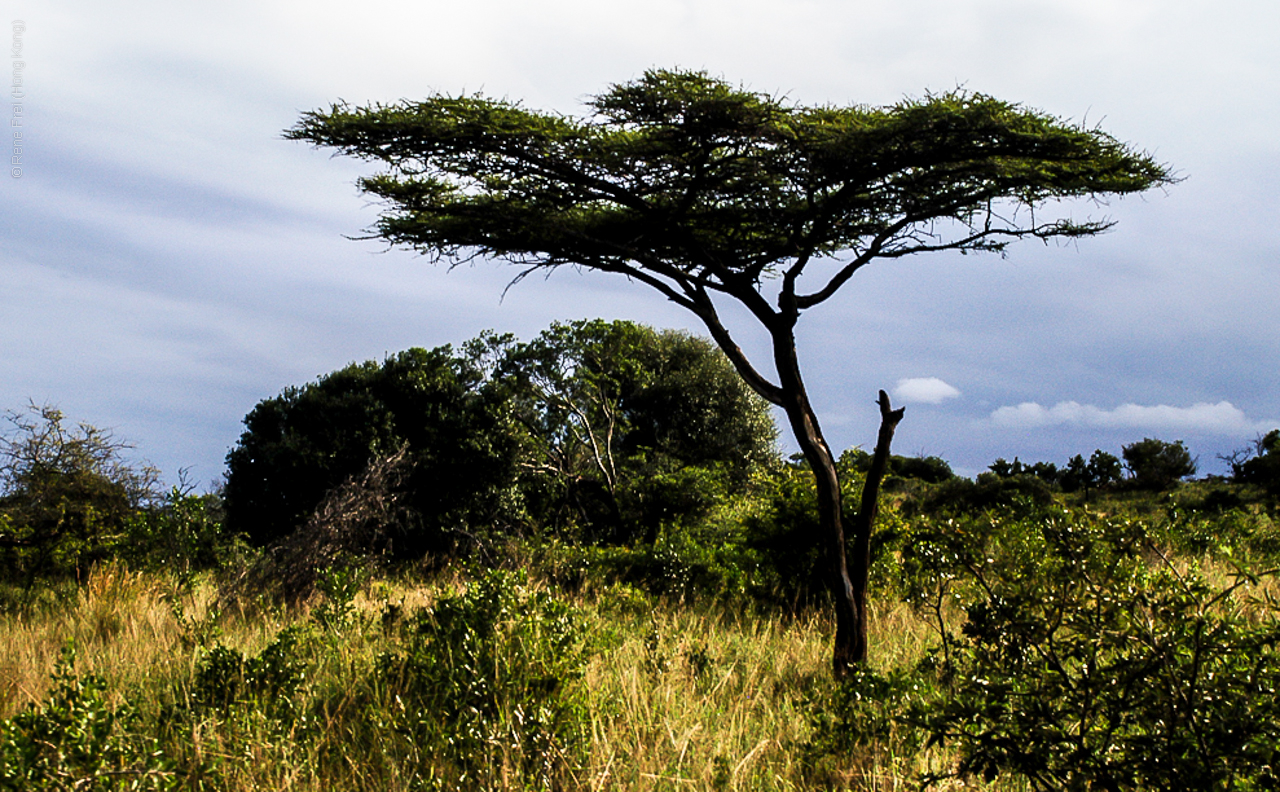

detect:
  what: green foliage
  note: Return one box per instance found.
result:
[803,666,932,782]
[0,404,160,583]
[744,455,909,606]
[1155,505,1280,561]
[988,456,1060,485]
[845,449,955,486]
[312,564,368,629]
[494,319,777,543]
[223,346,521,553]
[288,70,1171,277]
[1060,449,1124,496]
[915,471,1057,517]
[1123,437,1197,491]
[1235,429,1280,497]
[0,644,173,791]
[121,488,231,581]
[894,508,1280,790]
[224,321,779,568]
[190,627,309,719]
[376,570,594,789]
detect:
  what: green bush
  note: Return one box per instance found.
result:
[1236,429,1280,498]
[0,644,173,791]
[190,627,309,720]
[915,472,1056,517]
[0,405,160,583]
[122,489,232,581]
[1123,437,1197,491]
[376,570,595,789]
[223,347,521,553]
[803,665,932,783]
[899,509,1280,790]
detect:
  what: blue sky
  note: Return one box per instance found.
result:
[3,0,1278,484]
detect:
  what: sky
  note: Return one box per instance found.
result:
[2,0,1278,485]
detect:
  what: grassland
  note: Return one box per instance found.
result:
[0,560,984,791]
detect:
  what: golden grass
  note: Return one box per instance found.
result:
[580,607,827,790]
[0,566,1015,790]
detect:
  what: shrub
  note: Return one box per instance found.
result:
[223,347,521,552]
[190,627,309,720]
[1236,429,1280,497]
[1059,449,1124,496]
[376,570,594,789]
[0,644,173,791]
[0,404,160,582]
[901,509,1280,790]
[121,488,231,581]
[916,472,1056,517]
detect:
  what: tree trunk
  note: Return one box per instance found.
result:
[848,391,906,663]
[772,329,903,677]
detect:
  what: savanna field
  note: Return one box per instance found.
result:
[4,325,1280,790]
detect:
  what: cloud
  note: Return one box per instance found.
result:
[990,400,1277,434]
[893,377,961,404]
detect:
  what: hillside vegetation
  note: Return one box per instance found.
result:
[3,325,1280,790]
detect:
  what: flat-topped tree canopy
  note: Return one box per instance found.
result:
[288,70,1170,341]
[289,69,1173,676]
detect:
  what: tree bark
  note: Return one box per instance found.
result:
[847,390,905,665]
[769,327,904,675]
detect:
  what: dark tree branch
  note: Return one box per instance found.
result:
[687,287,786,406]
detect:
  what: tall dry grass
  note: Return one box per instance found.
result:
[0,565,980,791]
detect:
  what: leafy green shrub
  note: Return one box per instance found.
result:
[0,405,160,583]
[496,319,778,543]
[836,448,956,485]
[225,322,780,560]
[0,644,173,791]
[803,666,932,785]
[191,627,309,719]
[902,509,1280,790]
[916,472,1056,517]
[122,489,231,581]
[1150,505,1280,565]
[1060,449,1124,496]
[312,564,368,629]
[377,570,594,789]
[223,346,522,553]
[1235,429,1280,498]
[743,456,910,607]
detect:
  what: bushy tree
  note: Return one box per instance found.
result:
[846,450,954,485]
[224,321,778,555]
[1060,449,1123,497]
[1234,429,1280,497]
[0,404,160,581]
[223,346,520,553]
[496,320,776,541]
[1122,438,1196,491]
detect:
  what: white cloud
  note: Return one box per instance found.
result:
[990,400,1276,434]
[893,377,962,404]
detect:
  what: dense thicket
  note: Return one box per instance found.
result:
[0,405,159,581]
[223,346,518,554]
[222,320,777,556]
[0,405,228,594]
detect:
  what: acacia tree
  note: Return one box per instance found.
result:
[288,69,1172,675]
